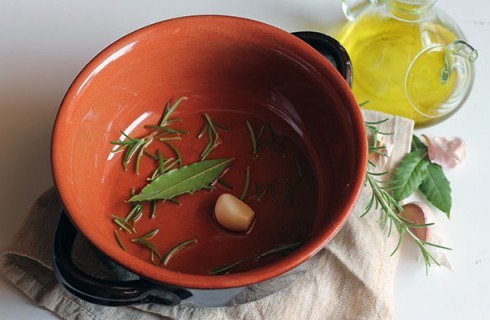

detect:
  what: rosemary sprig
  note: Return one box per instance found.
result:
[160,97,186,126]
[163,239,197,266]
[110,133,152,174]
[246,121,277,156]
[208,258,248,275]
[363,119,450,273]
[364,171,446,272]
[110,97,186,174]
[112,202,142,233]
[200,113,227,160]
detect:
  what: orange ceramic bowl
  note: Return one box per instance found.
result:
[51,15,367,295]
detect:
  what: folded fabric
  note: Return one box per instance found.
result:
[0,110,413,320]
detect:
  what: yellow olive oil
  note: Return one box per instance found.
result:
[338,14,457,126]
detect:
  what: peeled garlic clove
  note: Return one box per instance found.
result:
[423,135,466,169]
[401,202,453,271]
[215,193,255,232]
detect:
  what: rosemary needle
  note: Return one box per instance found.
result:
[110,96,186,173]
[151,200,157,219]
[163,239,197,266]
[200,114,223,160]
[208,258,247,275]
[114,230,127,251]
[163,141,182,166]
[240,166,251,201]
[217,178,233,190]
[131,238,163,262]
[138,228,159,240]
[256,181,276,203]
[257,242,303,259]
[112,215,134,233]
[160,96,186,126]
[246,121,257,154]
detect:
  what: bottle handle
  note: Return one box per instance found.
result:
[52,210,191,306]
[441,40,478,84]
[405,40,478,122]
[292,31,353,87]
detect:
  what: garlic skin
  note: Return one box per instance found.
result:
[215,193,255,232]
[368,135,393,167]
[401,202,453,271]
[422,135,466,169]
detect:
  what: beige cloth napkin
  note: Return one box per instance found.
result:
[0,110,413,320]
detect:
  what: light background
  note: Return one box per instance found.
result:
[1,1,489,319]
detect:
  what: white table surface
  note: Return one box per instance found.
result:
[1,0,489,319]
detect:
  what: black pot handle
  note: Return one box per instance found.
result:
[52,210,191,306]
[292,31,353,87]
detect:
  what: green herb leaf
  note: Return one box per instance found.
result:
[129,158,233,202]
[419,163,452,218]
[411,135,428,152]
[393,149,430,201]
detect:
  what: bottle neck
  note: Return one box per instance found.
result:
[387,0,436,21]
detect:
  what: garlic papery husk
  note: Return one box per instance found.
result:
[401,201,453,271]
[368,135,393,167]
[422,135,466,169]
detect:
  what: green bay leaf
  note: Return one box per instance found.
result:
[393,149,430,201]
[419,163,452,218]
[130,158,233,202]
[411,135,428,152]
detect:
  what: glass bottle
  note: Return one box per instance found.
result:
[338,0,478,127]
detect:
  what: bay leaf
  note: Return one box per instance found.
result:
[130,158,233,202]
[393,149,429,201]
[411,134,428,152]
[419,163,452,218]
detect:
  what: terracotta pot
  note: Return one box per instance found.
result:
[51,15,366,306]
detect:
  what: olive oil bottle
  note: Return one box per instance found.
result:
[338,0,477,126]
